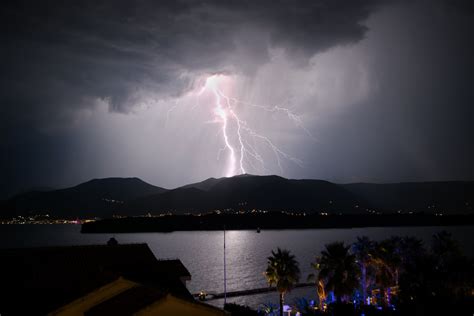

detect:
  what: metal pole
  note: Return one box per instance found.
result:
[224,225,227,306]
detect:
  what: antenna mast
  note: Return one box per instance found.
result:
[224,225,227,306]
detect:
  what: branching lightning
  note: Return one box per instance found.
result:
[195,74,306,177]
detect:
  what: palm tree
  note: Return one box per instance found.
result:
[430,231,470,298]
[399,236,424,269]
[372,238,402,306]
[352,236,375,305]
[307,273,327,310]
[313,242,360,304]
[431,231,462,267]
[265,248,300,316]
[397,237,426,305]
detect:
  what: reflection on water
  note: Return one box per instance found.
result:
[1,225,473,308]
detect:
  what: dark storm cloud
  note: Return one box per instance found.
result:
[1,0,473,198]
[295,0,474,183]
[0,0,385,198]
[1,0,377,125]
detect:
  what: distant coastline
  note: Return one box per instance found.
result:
[3,176,473,220]
[81,213,474,233]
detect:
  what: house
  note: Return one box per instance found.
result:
[49,277,226,316]
[0,242,226,315]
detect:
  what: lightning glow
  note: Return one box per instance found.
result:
[195,74,306,177]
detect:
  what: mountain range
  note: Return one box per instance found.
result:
[1,175,473,218]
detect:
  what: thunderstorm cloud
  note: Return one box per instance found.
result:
[0,0,473,197]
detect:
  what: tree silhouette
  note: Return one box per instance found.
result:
[265,248,300,316]
[313,242,360,304]
[352,236,376,304]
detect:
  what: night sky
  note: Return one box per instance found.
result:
[1,0,473,198]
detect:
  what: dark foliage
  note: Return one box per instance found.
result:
[224,303,260,316]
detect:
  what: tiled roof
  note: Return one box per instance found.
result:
[0,243,192,315]
[84,285,167,316]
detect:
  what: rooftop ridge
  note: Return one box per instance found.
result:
[0,242,150,252]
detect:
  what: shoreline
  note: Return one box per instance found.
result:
[81,213,474,233]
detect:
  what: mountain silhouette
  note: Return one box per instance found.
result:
[179,177,226,191]
[126,174,361,215]
[3,177,166,218]
[343,181,474,212]
[1,175,473,218]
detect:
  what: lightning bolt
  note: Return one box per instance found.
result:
[196,74,305,177]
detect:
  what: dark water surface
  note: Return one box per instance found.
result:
[1,225,472,308]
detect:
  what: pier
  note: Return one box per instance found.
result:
[194,282,314,301]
